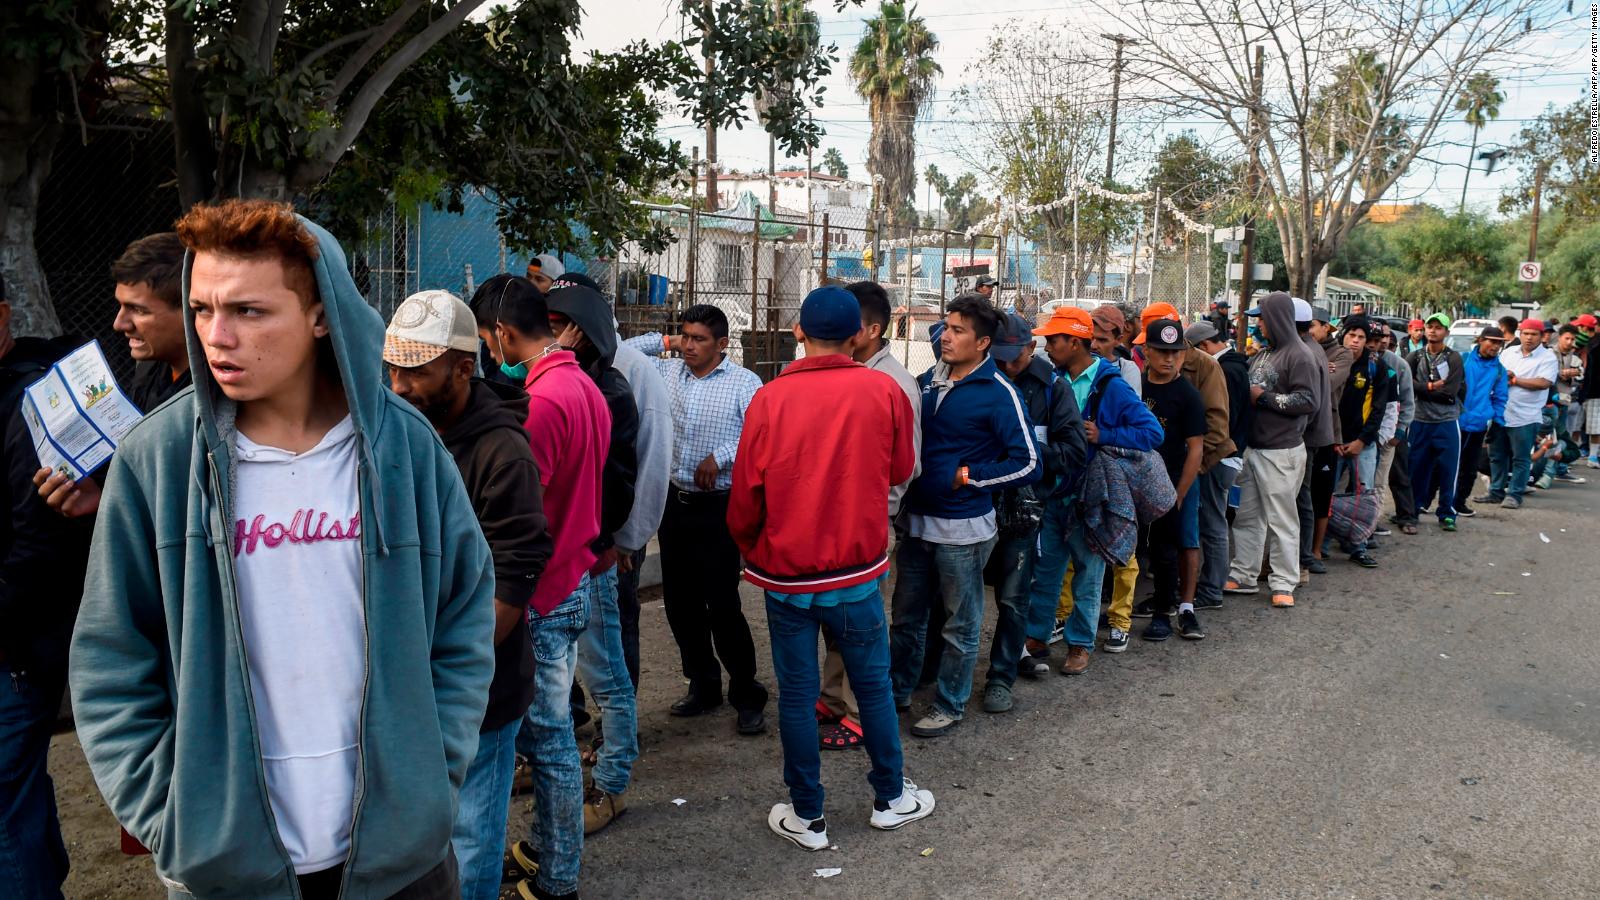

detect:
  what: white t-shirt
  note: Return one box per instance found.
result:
[232,415,365,874]
[1499,344,1559,428]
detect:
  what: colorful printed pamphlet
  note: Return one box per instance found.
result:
[22,341,144,480]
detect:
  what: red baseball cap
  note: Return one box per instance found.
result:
[1133,302,1180,345]
[1408,318,1425,329]
[1518,317,1546,333]
[1575,314,1599,328]
[1033,306,1094,340]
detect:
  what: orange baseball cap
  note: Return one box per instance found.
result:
[1133,302,1180,344]
[1033,306,1094,340]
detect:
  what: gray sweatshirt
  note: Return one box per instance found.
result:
[611,342,673,553]
[1382,350,1415,433]
[1406,346,1464,424]
[1246,293,1318,450]
[865,343,922,517]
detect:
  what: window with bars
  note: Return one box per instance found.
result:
[715,243,746,290]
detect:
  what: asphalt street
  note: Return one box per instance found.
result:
[54,477,1600,898]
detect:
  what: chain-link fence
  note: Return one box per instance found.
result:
[37,113,181,387]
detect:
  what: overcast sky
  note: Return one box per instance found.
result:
[571,0,1592,219]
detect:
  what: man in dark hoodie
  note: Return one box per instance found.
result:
[980,312,1086,712]
[1224,292,1318,608]
[383,291,553,900]
[1332,315,1391,568]
[0,275,95,898]
[544,278,644,836]
[1305,305,1351,573]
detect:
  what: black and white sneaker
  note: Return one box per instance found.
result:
[870,778,936,830]
[1048,617,1066,644]
[768,803,829,850]
[1455,505,1476,518]
[1178,610,1206,640]
[1103,627,1130,653]
[1131,600,1160,619]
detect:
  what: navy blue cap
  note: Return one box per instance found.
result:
[989,312,1034,361]
[799,286,862,341]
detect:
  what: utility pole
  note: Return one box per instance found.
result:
[703,0,718,212]
[1236,45,1264,343]
[1098,33,1138,299]
[1522,165,1545,305]
[691,145,700,204]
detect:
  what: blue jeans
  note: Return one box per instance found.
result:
[452,717,520,900]
[1488,422,1539,500]
[1196,464,1238,605]
[515,582,588,897]
[1409,420,1461,519]
[888,534,997,719]
[0,666,68,900]
[575,566,638,796]
[766,593,904,820]
[1025,503,1106,648]
[983,530,1037,689]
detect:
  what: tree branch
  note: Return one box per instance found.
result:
[328,0,426,101]
[303,0,491,190]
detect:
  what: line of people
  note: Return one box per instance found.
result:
[4,198,1594,900]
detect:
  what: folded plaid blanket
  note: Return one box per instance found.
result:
[1071,446,1176,566]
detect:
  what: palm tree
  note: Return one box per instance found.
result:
[1456,72,1504,214]
[923,163,945,226]
[851,2,941,228]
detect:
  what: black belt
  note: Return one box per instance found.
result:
[670,484,729,503]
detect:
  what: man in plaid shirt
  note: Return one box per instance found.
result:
[625,304,770,735]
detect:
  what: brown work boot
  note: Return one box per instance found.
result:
[1060,646,1090,676]
[582,784,626,835]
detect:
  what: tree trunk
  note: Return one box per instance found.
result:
[0,79,65,338]
[168,1,217,208]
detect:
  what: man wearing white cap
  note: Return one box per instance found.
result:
[526,253,565,292]
[384,290,554,900]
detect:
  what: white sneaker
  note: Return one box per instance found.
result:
[870,778,936,830]
[768,803,829,851]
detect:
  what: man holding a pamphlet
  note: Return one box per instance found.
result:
[69,199,495,899]
[0,274,97,899]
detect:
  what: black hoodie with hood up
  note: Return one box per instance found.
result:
[545,282,638,556]
[440,378,553,731]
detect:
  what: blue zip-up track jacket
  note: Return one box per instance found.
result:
[907,356,1041,520]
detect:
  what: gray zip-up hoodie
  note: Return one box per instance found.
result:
[1246,292,1318,450]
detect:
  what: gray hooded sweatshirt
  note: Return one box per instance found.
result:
[1246,292,1318,450]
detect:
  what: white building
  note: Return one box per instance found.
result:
[713,169,871,249]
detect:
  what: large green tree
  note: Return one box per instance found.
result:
[3,0,853,334]
[850,1,940,227]
[1370,209,1512,314]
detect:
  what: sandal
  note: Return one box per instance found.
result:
[815,699,841,724]
[1400,523,1418,535]
[819,719,863,751]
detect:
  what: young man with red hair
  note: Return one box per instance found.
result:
[70,200,494,899]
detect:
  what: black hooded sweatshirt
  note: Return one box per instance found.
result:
[544,285,638,556]
[440,378,553,732]
[0,336,96,682]
[1216,346,1251,458]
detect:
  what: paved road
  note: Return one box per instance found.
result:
[55,479,1600,898]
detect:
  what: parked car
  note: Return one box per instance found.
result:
[1447,318,1495,353]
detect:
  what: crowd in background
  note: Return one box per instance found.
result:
[2,198,1596,900]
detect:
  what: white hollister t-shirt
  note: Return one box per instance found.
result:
[232,415,365,875]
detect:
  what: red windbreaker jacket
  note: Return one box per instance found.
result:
[728,353,917,593]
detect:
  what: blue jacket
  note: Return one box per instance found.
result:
[1077,358,1163,464]
[70,216,494,897]
[908,356,1041,520]
[1461,348,1509,432]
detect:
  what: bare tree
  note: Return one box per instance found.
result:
[946,28,1138,295]
[1099,0,1551,301]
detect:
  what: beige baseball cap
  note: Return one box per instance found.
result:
[383,290,481,368]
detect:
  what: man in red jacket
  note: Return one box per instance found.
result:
[729,286,932,852]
